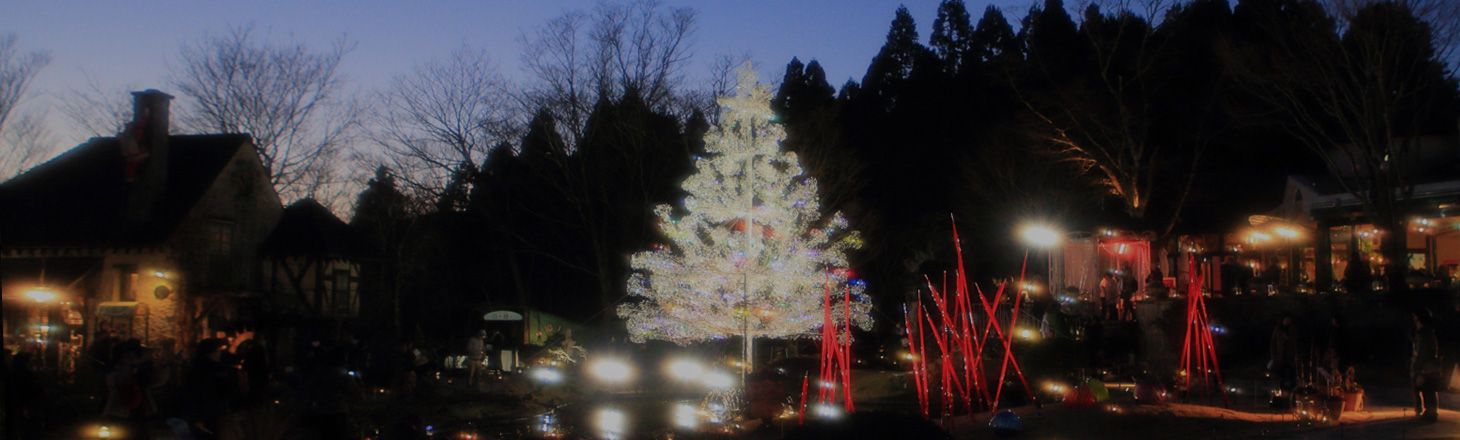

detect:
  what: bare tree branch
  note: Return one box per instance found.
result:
[372,45,519,196]
[58,74,137,138]
[520,0,696,147]
[0,33,54,180]
[0,110,53,181]
[170,24,363,207]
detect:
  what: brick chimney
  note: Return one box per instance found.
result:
[125,89,173,227]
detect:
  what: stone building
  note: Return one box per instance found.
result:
[1,90,284,365]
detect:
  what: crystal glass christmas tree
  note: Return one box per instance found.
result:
[618,65,871,351]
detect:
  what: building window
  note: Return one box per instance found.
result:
[206,220,234,255]
[332,269,350,315]
[117,264,138,301]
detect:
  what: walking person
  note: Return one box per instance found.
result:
[1118,265,1138,321]
[182,338,241,440]
[467,329,488,386]
[1269,313,1298,392]
[1413,310,1441,423]
[1100,272,1119,321]
[103,342,168,440]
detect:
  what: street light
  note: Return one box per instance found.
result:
[590,359,633,383]
[1021,225,1062,248]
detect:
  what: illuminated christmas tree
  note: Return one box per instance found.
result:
[618,65,872,351]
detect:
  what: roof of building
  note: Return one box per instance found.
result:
[261,198,370,257]
[0,134,252,248]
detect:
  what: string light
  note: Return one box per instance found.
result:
[618,65,872,344]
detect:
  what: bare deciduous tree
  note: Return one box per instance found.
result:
[520,0,696,146]
[1015,0,1219,241]
[171,25,362,207]
[0,111,53,181]
[374,45,518,196]
[58,74,137,138]
[0,33,53,180]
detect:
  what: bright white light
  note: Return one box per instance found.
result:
[1019,329,1034,340]
[591,359,633,383]
[819,380,836,389]
[673,403,698,428]
[24,288,55,303]
[813,404,840,419]
[1274,227,1298,239]
[704,371,734,389]
[531,368,563,383]
[667,359,704,381]
[1021,225,1061,247]
[597,408,627,438]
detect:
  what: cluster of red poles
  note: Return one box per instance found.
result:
[793,222,1230,426]
[904,221,1039,425]
[1179,253,1230,406]
[798,271,857,425]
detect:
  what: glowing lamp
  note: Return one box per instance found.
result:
[1021,225,1061,247]
[531,367,563,383]
[25,287,56,303]
[667,359,704,381]
[703,371,734,389]
[673,403,698,428]
[1274,227,1298,239]
[591,359,633,383]
[597,408,626,437]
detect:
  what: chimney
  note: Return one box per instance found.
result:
[124,89,174,227]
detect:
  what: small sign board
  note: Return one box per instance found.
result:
[483,310,524,321]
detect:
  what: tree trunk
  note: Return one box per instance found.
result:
[1379,218,1409,295]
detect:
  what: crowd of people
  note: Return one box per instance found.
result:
[1,327,465,439]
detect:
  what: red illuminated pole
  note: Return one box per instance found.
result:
[1197,285,1230,407]
[842,287,854,412]
[799,374,809,425]
[915,300,930,417]
[991,251,1039,411]
[904,306,927,417]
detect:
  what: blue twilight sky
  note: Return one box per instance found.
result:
[4,0,1035,146]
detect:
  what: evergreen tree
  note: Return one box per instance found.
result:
[863,6,927,105]
[973,6,1021,64]
[618,66,871,346]
[931,0,975,75]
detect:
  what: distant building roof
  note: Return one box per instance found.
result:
[261,198,369,257]
[0,134,251,247]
